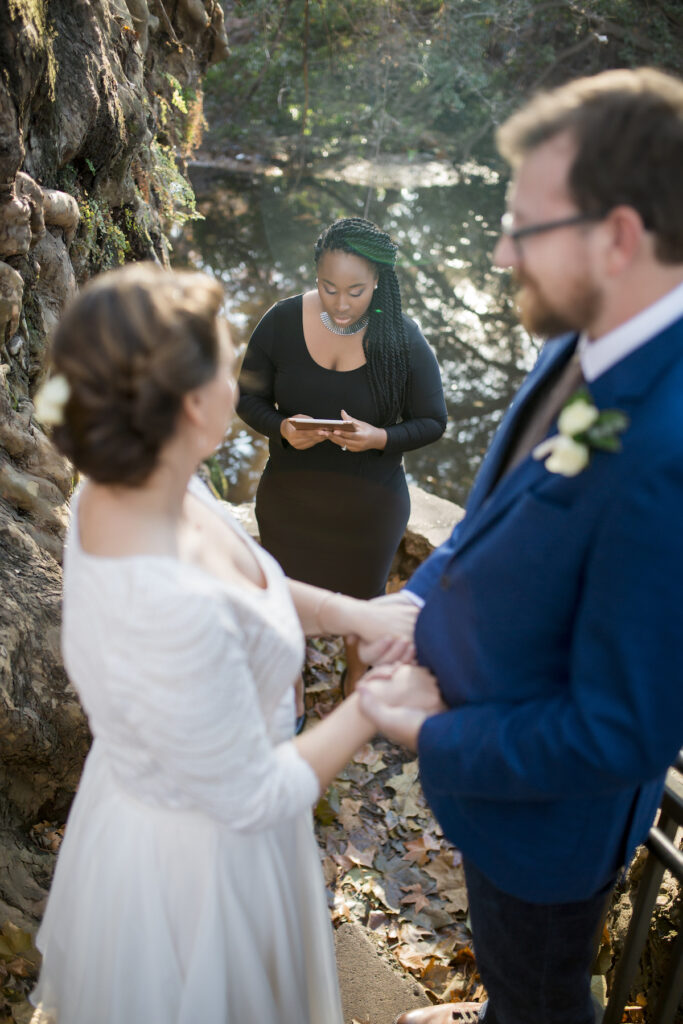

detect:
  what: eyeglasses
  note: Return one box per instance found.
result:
[500,210,607,250]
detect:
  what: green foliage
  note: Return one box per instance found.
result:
[205,0,683,165]
[149,141,203,227]
[54,161,78,195]
[164,72,189,114]
[202,456,229,499]
[157,74,207,156]
[54,165,136,275]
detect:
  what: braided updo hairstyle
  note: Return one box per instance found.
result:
[50,263,225,486]
[314,218,409,425]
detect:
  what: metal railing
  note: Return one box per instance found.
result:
[603,751,683,1024]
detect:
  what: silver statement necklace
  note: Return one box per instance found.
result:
[320,311,370,336]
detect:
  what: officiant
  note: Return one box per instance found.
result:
[237,216,446,698]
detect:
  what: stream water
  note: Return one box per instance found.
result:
[172,159,540,508]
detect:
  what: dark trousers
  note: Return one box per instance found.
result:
[463,858,612,1024]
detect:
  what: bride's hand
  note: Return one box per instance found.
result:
[368,591,418,607]
[313,589,418,649]
[344,594,419,645]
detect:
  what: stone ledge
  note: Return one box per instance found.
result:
[334,920,430,1024]
[396,484,464,579]
[228,484,464,581]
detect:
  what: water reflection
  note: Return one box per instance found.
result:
[172,165,538,507]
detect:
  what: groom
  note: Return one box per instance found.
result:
[361,68,683,1024]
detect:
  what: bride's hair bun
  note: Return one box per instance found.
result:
[49,263,225,486]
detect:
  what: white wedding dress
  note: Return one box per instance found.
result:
[31,478,343,1024]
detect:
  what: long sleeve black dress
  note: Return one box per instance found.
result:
[237,295,447,598]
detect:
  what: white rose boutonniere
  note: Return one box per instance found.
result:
[533,388,629,478]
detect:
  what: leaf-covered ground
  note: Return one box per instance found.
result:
[305,636,485,1008]
[0,638,666,1023]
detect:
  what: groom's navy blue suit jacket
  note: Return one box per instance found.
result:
[407,314,683,903]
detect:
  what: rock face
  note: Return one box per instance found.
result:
[0,0,228,927]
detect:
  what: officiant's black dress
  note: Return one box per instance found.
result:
[237,295,447,598]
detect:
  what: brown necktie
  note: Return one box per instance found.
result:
[496,351,585,482]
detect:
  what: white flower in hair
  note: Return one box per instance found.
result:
[33,374,71,427]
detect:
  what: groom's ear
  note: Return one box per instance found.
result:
[602,205,648,276]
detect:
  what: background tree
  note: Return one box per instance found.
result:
[206,0,683,168]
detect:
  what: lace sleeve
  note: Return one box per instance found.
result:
[106,571,319,831]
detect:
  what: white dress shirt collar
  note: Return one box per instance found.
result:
[577,280,683,382]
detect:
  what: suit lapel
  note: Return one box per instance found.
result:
[453,315,683,559]
[587,315,683,410]
[464,332,577,517]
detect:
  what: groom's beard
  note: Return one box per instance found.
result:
[515,267,603,338]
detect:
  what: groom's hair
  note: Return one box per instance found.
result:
[496,67,683,264]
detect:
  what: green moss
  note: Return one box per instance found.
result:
[121,202,156,260]
[74,195,130,271]
[157,75,207,156]
[8,0,58,101]
[149,141,202,227]
[54,162,79,195]
[163,73,189,115]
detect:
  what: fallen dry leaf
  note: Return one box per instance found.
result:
[386,761,419,796]
[403,836,436,866]
[421,961,453,993]
[337,798,364,831]
[400,884,432,913]
[394,944,432,973]
[322,855,338,887]
[423,853,468,913]
[354,744,383,767]
[344,842,377,869]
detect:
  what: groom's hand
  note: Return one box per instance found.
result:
[357,663,446,750]
[357,694,428,751]
[355,634,415,666]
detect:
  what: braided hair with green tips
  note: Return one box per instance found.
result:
[314,217,409,426]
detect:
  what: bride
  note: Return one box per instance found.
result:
[29,263,440,1024]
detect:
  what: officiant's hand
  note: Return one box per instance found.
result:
[357,663,446,750]
[326,409,387,452]
[281,414,328,449]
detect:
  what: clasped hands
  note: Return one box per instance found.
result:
[351,592,447,752]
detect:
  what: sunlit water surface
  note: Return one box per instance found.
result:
[172,161,539,508]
